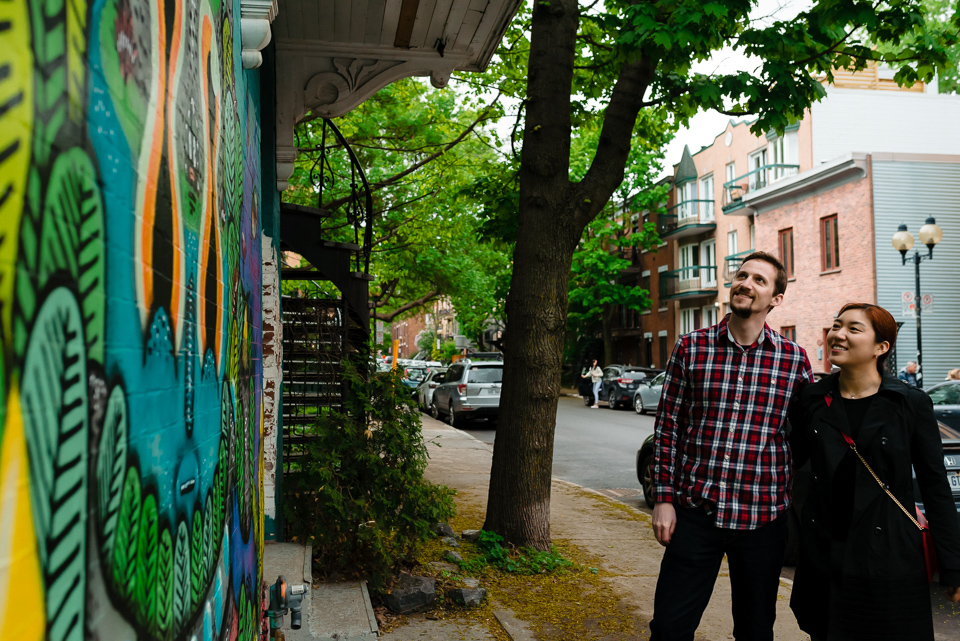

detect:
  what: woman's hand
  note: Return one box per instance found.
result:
[946,587,960,603]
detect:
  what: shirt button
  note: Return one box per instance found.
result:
[875,527,882,536]
[738,376,744,382]
[733,401,740,408]
[724,454,731,461]
[881,437,889,445]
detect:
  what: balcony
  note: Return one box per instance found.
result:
[721,164,799,214]
[657,200,717,239]
[722,249,755,287]
[659,266,719,301]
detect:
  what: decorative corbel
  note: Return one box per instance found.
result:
[240,0,278,69]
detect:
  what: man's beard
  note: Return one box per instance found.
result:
[730,289,753,318]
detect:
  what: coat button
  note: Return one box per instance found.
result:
[875,527,882,535]
[883,484,890,491]
[813,429,818,435]
[881,437,888,445]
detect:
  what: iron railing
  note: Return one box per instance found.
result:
[722,249,755,286]
[721,164,799,212]
[658,200,717,237]
[659,266,718,300]
[302,119,375,275]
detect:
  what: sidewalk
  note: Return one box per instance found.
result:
[389,414,806,641]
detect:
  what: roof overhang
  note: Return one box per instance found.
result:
[739,153,869,216]
[271,0,522,190]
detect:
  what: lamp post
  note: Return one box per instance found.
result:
[891,217,943,379]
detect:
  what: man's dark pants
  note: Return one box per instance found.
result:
[650,505,788,641]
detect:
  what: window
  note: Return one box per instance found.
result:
[820,214,840,271]
[702,305,718,328]
[700,239,716,287]
[727,230,738,257]
[929,383,960,406]
[778,228,795,278]
[781,326,796,342]
[749,149,768,191]
[681,309,696,335]
[658,334,668,367]
[699,174,714,222]
[678,181,697,221]
[725,162,736,201]
[679,244,700,280]
[769,131,799,181]
[750,223,755,250]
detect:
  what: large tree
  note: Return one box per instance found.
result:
[480,0,958,549]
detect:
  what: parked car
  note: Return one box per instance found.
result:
[432,360,503,427]
[633,371,666,415]
[926,380,960,430]
[599,365,663,409]
[417,368,447,413]
[400,366,430,394]
[635,421,960,564]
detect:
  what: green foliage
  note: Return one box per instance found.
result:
[97,384,128,560]
[173,520,190,631]
[135,493,159,629]
[155,529,174,637]
[872,0,960,93]
[438,339,460,363]
[283,359,456,590]
[113,467,142,601]
[416,330,438,355]
[459,530,575,575]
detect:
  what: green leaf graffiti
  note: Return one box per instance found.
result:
[112,466,142,602]
[203,493,214,582]
[38,148,106,364]
[20,286,88,641]
[173,520,190,633]
[135,493,159,630]
[238,583,252,641]
[155,528,174,638]
[96,384,127,560]
[190,507,204,609]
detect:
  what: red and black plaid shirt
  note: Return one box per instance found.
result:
[651,315,813,530]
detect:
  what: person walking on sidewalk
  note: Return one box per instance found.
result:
[789,303,960,641]
[648,252,813,641]
[582,359,603,408]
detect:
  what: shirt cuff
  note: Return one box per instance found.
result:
[651,486,674,504]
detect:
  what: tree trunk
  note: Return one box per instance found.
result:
[602,306,615,366]
[483,0,655,550]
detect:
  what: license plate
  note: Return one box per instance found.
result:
[951,474,960,490]
[480,388,499,397]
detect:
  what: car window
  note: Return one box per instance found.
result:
[405,367,429,382]
[929,383,960,405]
[467,367,503,384]
[623,371,649,380]
[445,365,463,382]
[651,373,666,387]
[602,367,616,377]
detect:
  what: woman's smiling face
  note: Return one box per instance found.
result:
[827,308,889,368]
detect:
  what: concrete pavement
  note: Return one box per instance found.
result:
[397,413,807,641]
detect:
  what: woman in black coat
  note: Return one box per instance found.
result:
[790,303,960,640]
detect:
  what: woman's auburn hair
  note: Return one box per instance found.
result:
[837,302,898,375]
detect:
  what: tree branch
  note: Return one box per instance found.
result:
[373,290,441,321]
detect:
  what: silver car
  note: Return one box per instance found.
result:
[633,371,666,415]
[417,368,447,413]
[432,361,503,427]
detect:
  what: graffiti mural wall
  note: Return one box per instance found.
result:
[0,0,265,638]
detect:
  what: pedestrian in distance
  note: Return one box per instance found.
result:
[946,368,960,381]
[649,251,814,641]
[581,359,603,408]
[789,303,960,641]
[898,360,921,387]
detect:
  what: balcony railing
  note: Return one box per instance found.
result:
[722,249,755,286]
[657,200,717,238]
[721,164,799,213]
[659,266,718,300]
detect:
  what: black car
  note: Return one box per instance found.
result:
[634,421,960,565]
[927,380,960,430]
[599,365,663,410]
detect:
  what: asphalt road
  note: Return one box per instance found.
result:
[450,395,960,638]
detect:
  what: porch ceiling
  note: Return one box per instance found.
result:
[273,0,522,190]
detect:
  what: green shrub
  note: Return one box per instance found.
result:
[283,361,456,589]
[459,530,575,575]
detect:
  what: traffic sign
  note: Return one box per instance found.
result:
[921,294,934,314]
[902,291,914,303]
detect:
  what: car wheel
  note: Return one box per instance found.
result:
[448,402,462,428]
[639,452,655,508]
[430,400,440,420]
[608,394,618,409]
[634,394,645,415]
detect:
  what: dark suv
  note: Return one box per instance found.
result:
[432,360,503,427]
[600,365,663,409]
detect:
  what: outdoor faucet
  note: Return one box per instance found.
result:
[265,575,307,639]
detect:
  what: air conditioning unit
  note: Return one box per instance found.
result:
[454,335,471,349]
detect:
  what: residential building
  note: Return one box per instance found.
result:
[613,63,960,381]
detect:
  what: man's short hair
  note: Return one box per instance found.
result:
[738,251,788,297]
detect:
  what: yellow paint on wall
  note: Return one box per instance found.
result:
[0,387,45,639]
[0,0,33,346]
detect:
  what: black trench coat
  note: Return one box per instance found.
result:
[789,374,960,641]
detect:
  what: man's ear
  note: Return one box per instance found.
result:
[769,292,784,310]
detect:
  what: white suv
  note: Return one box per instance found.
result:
[431,361,503,427]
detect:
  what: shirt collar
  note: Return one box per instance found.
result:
[718,313,772,350]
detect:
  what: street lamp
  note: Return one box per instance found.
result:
[891,217,943,378]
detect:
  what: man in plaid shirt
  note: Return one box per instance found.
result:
[649,252,813,641]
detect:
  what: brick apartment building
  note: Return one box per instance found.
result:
[612,63,960,380]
